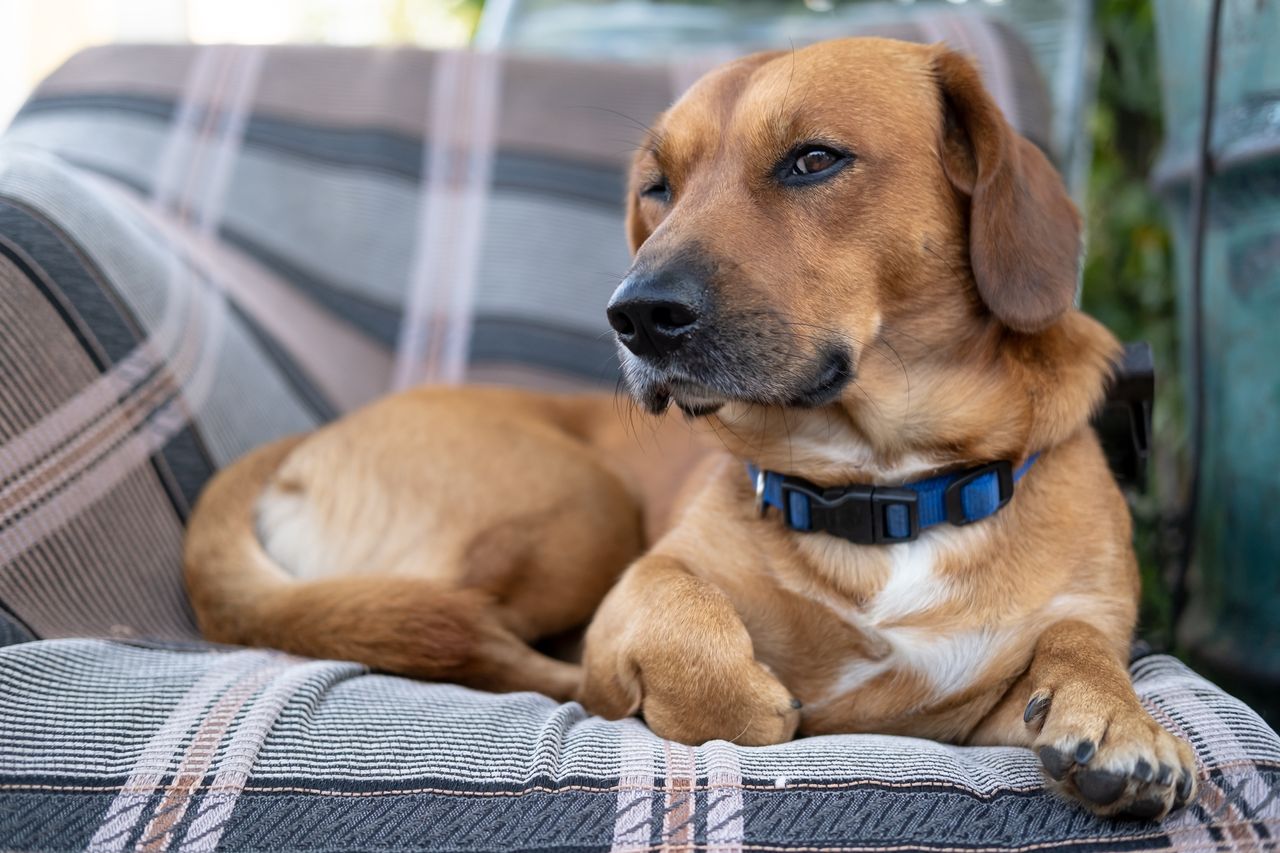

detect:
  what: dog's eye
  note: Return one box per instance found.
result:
[778,145,852,186]
[792,148,840,176]
[641,177,671,203]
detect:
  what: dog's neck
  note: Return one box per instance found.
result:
[701,311,1119,487]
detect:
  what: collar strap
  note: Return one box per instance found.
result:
[748,454,1038,545]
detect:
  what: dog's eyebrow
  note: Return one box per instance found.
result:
[643,134,667,162]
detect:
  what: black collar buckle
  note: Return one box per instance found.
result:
[777,476,920,545]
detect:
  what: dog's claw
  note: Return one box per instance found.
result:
[1133,759,1153,783]
[1176,769,1195,806]
[1024,693,1051,725]
[790,698,803,710]
[1156,763,1174,786]
[1074,739,1096,765]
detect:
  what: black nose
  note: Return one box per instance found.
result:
[607,269,703,358]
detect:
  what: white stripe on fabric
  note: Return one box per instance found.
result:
[703,741,744,853]
[660,739,697,850]
[610,719,656,852]
[393,50,502,390]
[188,46,265,238]
[151,47,222,219]
[175,660,364,853]
[131,659,288,852]
[84,651,278,852]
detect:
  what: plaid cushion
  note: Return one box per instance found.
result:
[0,642,1276,851]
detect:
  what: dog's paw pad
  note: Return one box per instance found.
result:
[1121,794,1167,820]
[1075,768,1127,807]
[1038,745,1072,781]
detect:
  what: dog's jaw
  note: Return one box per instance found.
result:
[616,342,854,418]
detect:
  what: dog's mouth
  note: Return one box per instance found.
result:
[623,349,853,416]
[668,381,728,417]
[788,351,853,408]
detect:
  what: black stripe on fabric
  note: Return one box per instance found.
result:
[219,228,621,388]
[0,197,217,524]
[157,424,215,519]
[218,790,617,852]
[0,791,122,851]
[470,316,619,387]
[0,603,37,646]
[216,228,402,345]
[14,92,177,123]
[736,783,1175,851]
[17,93,627,206]
[0,201,139,366]
[228,303,339,422]
[0,239,112,379]
[495,152,624,208]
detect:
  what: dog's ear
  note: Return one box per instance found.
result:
[933,47,1080,334]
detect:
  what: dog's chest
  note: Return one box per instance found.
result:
[782,528,1012,714]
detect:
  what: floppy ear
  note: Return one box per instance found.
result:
[933,47,1080,334]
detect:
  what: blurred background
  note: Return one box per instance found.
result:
[1,0,1275,721]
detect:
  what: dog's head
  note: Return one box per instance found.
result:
[609,38,1118,477]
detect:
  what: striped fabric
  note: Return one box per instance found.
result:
[0,642,1276,851]
[2,33,1278,853]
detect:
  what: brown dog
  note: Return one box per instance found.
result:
[184,37,1196,820]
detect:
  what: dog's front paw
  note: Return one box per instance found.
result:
[579,555,801,747]
[1026,684,1198,820]
[641,658,802,747]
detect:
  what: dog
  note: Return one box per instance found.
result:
[184,37,1196,820]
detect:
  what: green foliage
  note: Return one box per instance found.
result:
[1081,0,1182,646]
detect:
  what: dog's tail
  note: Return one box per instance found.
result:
[182,437,580,698]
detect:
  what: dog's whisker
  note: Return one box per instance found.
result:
[572,104,667,150]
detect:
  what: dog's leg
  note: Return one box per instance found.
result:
[580,555,800,746]
[971,620,1197,819]
[467,614,584,701]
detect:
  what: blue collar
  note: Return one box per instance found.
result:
[748,454,1038,545]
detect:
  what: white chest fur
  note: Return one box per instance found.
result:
[794,524,1011,709]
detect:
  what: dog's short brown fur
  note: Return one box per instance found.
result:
[185,38,1197,819]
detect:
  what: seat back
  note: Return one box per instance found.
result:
[0,33,1051,641]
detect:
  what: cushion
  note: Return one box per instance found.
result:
[0,641,1276,851]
